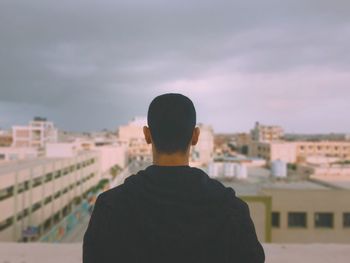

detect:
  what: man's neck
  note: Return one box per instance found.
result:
[153,150,190,166]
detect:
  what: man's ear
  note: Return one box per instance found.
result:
[143,126,152,144]
[191,127,200,146]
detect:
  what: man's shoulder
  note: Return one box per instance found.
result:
[190,167,248,208]
[97,173,142,204]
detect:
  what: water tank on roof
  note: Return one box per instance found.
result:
[235,164,248,179]
[208,162,221,178]
[271,160,287,178]
[223,162,235,178]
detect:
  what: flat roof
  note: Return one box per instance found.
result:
[0,151,97,175]
[218,166,332,195]
[261,181,330,190]
[0,158,63,175]
[310,177,350,190]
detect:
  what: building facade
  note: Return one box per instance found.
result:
[0,147,38,163]
[0,131,12,147]
[190,124,214,166]
[0,152,100,242]
[221,178,350,244]
[117,117,152,163]
[12,117,58,149]
[250,122,284,142]
[263,188,350,243]
[249,141,350,164]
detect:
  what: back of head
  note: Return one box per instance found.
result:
[147,93,196,154]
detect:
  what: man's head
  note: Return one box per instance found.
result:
[143,93,200,155]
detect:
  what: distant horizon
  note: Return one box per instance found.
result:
[1,117,349,135]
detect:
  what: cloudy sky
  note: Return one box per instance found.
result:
[0,0,349,133]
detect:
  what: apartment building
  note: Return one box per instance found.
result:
[12,117,58,149]
[0,151,100,242]
[117,117,152,163]
[263,187,350,243]
[0,131,12,147]
[249,141,350,164]
[0,147,38,162]
[220,168,350,243]
[296,141,350,161]
[249,141,297,163]
[190,124,214,166]
[251,122,284,142]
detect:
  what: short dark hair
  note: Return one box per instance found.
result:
[147,93,196,154]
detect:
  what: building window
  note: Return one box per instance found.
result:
[43,218,52,231]
[63,168,69,175]
[288,212,307,228]
[53,213,60,224]
[45,173,53,182]
[343,213,350,228]
[33,177,42,188]
[54,171,61,179]
[17,183,24,193]
[32,202,42,212]
[272,212,280,228]
[17,209,29,220]
[315,213,333,228]
[44,196,52,205]
[0,186,14,201]
[54,191,61,199]
[0,217,14,231]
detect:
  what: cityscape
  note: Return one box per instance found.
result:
[1,117,350,246]
[1,0,350,262]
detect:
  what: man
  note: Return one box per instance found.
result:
[83,93,265,263]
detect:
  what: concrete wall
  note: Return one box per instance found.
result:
[262,189,350,243]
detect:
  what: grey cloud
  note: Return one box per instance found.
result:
[0,0,349,132]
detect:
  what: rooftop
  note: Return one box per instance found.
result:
[219,166,332,196]
[0,151,95,175]
[0,157,61,175]
[0,243,349,263]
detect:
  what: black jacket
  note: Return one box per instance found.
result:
[83,165,265,263]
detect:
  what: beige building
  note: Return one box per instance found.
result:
[249,141,297,163]
[249,141,350,164]
[0,147,38,162]
[296,141,350,161]
[220,168,350,244]
[251,122,284,142]
[190,124,214,166]
[12,117,58,149]
[118,118,214,165]
[117,117,152,163]
[0,151,100,242]
[0,131,12,147]
[264,188,350,243]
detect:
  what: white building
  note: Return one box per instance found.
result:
[94,145,127,176]
[117,117,152,163]
[0,147,38,163]
[46,142,128,174]
[12,117,58,149]
[190,124,214,166]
